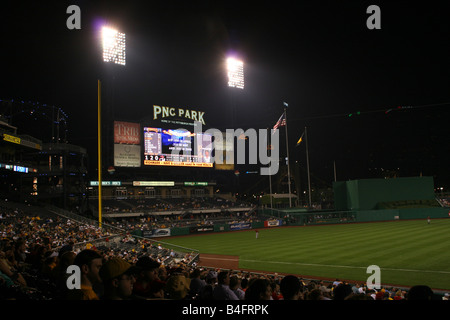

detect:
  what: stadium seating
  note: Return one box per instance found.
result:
[1,201,448,300]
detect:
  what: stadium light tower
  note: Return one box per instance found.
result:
[97,25,126,229]
[226,56,244,195]
[102,26,126,66]
[227,57,244,89]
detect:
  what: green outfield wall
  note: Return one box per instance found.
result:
[333,176,436,211]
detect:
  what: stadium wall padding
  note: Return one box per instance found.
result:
[355,209,398,222]
[398,207,450,220]
[252,221,265,229]
[214,224,230,232]
[170,227,190,236]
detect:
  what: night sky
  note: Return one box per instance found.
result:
[2,0,450,191]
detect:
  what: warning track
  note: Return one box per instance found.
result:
[198,254,240,270]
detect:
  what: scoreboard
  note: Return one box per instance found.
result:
[143,127,213,167]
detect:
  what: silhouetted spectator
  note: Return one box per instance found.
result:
[245,278,272,300]
[407,285,435,300]
[280,275,303,300]
[333,283,353,300]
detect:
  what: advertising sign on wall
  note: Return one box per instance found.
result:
[142,228,171,238]
[264,220,282,227]
[114,144,141,167]
[114,121,141,144]
[114,121,141,167]
[189,226,214,234]
[229,222,252,231]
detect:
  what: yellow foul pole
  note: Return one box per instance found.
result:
[97,80,102,229]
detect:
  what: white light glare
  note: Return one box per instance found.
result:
[102,26,126,66]
[227,57,244,89]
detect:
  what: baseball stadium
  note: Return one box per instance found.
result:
[2,97,450,302]
[2,2,450,305]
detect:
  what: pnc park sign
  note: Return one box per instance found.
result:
[153,105,206,125]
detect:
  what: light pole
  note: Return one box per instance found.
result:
[226,56,244,196]
[98,25,126,228]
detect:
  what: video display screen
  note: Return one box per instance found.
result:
[143,126,213,167]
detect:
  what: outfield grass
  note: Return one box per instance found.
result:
[164,219,450,290]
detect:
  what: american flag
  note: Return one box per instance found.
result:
[273,112,286,130]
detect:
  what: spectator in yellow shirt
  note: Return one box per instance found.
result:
[67,249,103,300]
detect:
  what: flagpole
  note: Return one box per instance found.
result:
[267,128,273,216]
[305,126,311,208]
[334,160,337,182]
[284,106,292,208]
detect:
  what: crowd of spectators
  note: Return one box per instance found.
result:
[106,209,261,231]
[0,205,118,248]
[0,203,195,299]
[304,213,356,225]
[1,203,448,301]
[99,197,253,215]
[97,197,260,231]
[438,196,450,207]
